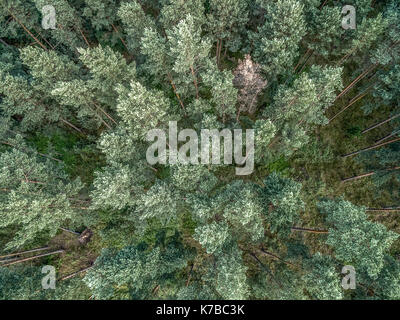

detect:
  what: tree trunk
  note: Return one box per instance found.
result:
[93,102,117,125]
[291,226,329,234]
[335,64,377,101]
[341,171,375,182]
[329,88,371,123]
[60,227,81,236]
[259,248,296,267]
[1,140,62,162]
[293,49,312,72]
[375,130,400,144]
[60,118,84,135]
[59,266,93,281]
[111,23,129,52]
[366,207,400,212]
[341,167,400,182]
[185,263,194,287]
[167,73,186,113]
[362,113,400,134]
[319,0,329,9]
[0,247,49,259]
[8,10,47,50]
[77,27,90,47]
[342,137,400,158]
[249,252,282,288]
[298,51,314,74]
[1,249,64,267]
[190,65,199,99]
[216,39,220,65]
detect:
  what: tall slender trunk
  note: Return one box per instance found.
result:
[367,207,400,212]
[216,39,220,65]
[190,65,199,99]
[8,10,47,50]
[77,27,90,47]
[342,137,400,158]
[319,0,329,9]
[0,140,62,162]
[291,226,329,234]
[294,49,311,72]
[0,247,49,259]
[1,250,64,267]
[335,64,377,101]
[362,113,400,134]
[259,248,296,267]
[185,263,194,287]
[93,102,117,125]
[0,38,10,47]
[298,51,314,74]
[59,266,93,281]
[111,23,129,52]
[328,87,372,123]
[375,129,400,144]
[60,118,84,135]
[218,39,223,66]
[167,73,185,113]
[60,227,81,236]
[86,104,112,129]
[341,167,400,182]
[248,252,283,288]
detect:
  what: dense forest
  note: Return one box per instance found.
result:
[0,0,399,300]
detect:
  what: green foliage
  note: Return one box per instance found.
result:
[318,199,399,279]
[302,253,343,300]
[0,137,84,250]
[83,240,190,299]
[250,0,307,79]
[259,172,304,237]
[1,0,399,301]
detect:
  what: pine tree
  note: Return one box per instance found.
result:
[0,136,84,250]
[0,46,79,131]
[259,172,304,238]
[302,253,343,300]
[159,0,205,31]
[206,0,248,62]
[166,14,212,100]
[318,199,399,279]
[118,0,156,51]
[212,243,250,299]
[250,0,307,79]
[84,241,190,299]
[115,81,173,140]
[193,221,230,254]
[201,62,237,122]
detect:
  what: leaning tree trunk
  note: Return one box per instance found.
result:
[291,226,329,234]
[362,113,400,134]
[0,246,49,259]
[342,167,400,182]
[342,137,400,158]
[1,249,64,267]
